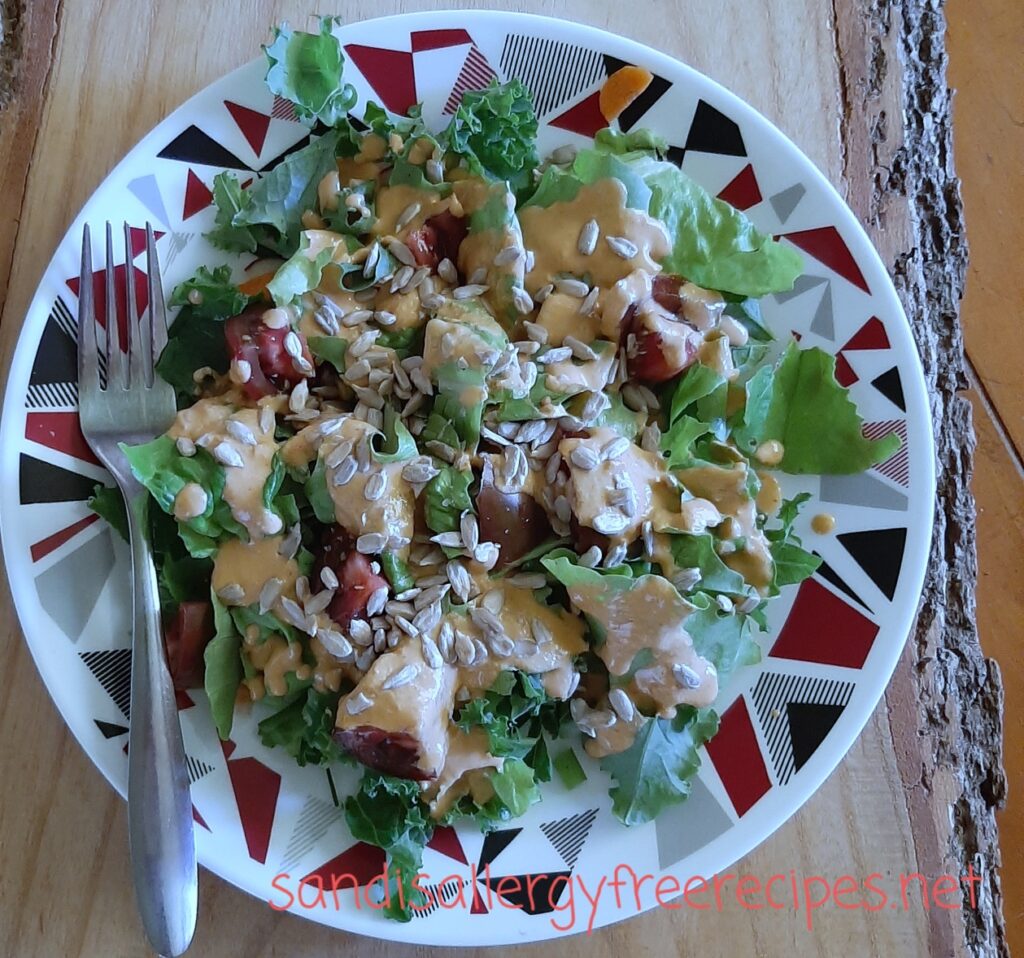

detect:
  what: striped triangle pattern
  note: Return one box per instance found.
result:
[79,649,131,717]
[499,35,604,118]
[278,795,345,872]
[186,755,214,784]
[442,45,498,114]
[539,808,598,869]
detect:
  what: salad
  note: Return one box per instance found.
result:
[90,18,900,920]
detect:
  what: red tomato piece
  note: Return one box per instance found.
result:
[164,601,215,690]
[405,211,467,270]
[313,526,389,629]
[224,308,312,399]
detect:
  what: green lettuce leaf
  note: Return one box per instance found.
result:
[204,595,242,739]
[667,363,727,423]
[646,163,803,296]
[88,483,128,542]
[371,405,417,463]
[344,773,433,921]
[423,465,473,536]
[258,687,344,766]
[263,17,357,127]
[305,457,336,525]
[764,492,821,590]
[168,265,250,320]
[602,706,719,825]
[380,550,415,594]
[732,341,902,473]
[686,594,762,686]
[307,335,347,372]
[667,533,752,596]
[594,127,668,155]
[661,415,712,469]
[267,232,341,306]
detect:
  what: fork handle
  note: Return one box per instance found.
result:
[125,488,197,956]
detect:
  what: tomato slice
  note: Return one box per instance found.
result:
[627,308,702,384]
[224,308,312,399]
[313,526,390,629]
[652,274,684,314]
[164,601,215,690]
[405,211,467,270]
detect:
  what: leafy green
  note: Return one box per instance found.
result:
[592,391,647,439]
[764,492,821,590]
[263,17,357,127]
[88,483,128,542]
[207,129,342,257]
[686,594,762,687]
[380,550,415,594]
[267,232,341,305]
[258,687,344,766]
[646,163,803,296]
[732,341,902,473]
[524,147,651,212]
[594,127,668,155]
[204,595,243,739]
[667,533,752,596]
[661,415,712,469]
[307,335,347,372]
[444,79,539,190]
[602,707,719,825]
[553,747,587,790]
[230,603,302,645]
[371,405,417,463]
[305,456,336,525]
[121,435,245,557]
[482,757,541,819]
[423,465,473,536]
[667,363,727,424]
[345,773,433,921]
[375,325,421,357]
[168,265,250,320]
[723,296,772,342]
[421,364,488,449]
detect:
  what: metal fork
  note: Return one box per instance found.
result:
[78,222,197,957]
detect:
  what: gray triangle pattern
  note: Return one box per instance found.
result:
[810,283,835,340]
[540,807,598,869]
[772,273,827,304]
[769,183,806,223]
[819,472,909,511]
[36,528,115,641]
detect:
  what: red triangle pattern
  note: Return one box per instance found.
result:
[842,315,890,352]
[345,44,417,114]
[716,163,762,211]
[30,514,99,563]
[548,91,606,138]
[66,264,150,352]
[183,169,214,220]
[427,825,468,865]
[411,28,472,52]
[192,805,211,832]
[834,352,858,387]
[25,411,98,464]
[126,226,165,258]
[470,881,489,914]
[770,578,879,668]
[782,226,870,293]
[220,741,281,864]
[704,697,772,817]
[302,842,386,888]
[224,100,271,156]
[175,689,195,711]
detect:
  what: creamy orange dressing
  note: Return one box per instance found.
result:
[565,573,718,716]
[756,471,783,516]
[584,708,645,759]
[535,291,601,345]
[811,513,837,534]
[678,462,774,589]
[211,535,299,606]
[168,396,280,539]
[600,269,654,340]
[636,298,701,371]
[420,314,504,380]
[247,633,311,698]
[336,638,459,779]
[697,331,735,378]
[309,635,346,693]
[543,347,616,396]
[371,184,451,238]
[559,427,682,544]
[424,726,503,819]
[519,179,670,295]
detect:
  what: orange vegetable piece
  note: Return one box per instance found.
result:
[237,270,277,298]
[599,65,654,122]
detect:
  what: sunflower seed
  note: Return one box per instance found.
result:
[438,621,455,661]
[636,383,660,410]
[437,258,458,283]
[603,543,628,568]
[516,419,547,444]
[355,648,377,672]
[601,436,631,461]
[453,283,489,300]
[454,631,477,666]
[673,663,702,689]
[489,633,515,657]
[468,266,488,285]
[481,588,505,614]
[487,246,518,269]
[430,531,463,549]
[576,545,603,569]
[447,560,472,601]
[522,322,548,346]
[507,572,546,590]
[608,687,635,722]
[322,440,352,471]
[356,532,387,554]
[533,284,554,305]
[363,472,387,501]
[469,606,503,637]
[569,698,590,723]
[295,575,311,603]
[349,329,380,359]
[394,614,420,638]
[313,307,340,335]
[410,367,433,396]
[213,443,244,468]
[564,335,598,361]
[606,235,639,259]
[375,308,397,328]
[381,663,418,691]
[175,436,196,457]
[640,422,662,453]
[278,524,301,559]
[621,383,648,412]
[387,239,416,267]
[738,596,760,614]
[426,158,444,184]
[413,604,442,638]
[361,242,381,277]
[389,265,415,294]
[278,596,308,630]
[525,620,552,648]
[229,358,252,384]
[415,584,449,611]
[577,218,599,255]
[569,445,600,470]
[360,585,387,618]
[593,510,630,535]
[555,278,589,300]
[550,494,571,524]
[473,542,500,569]
[511,286,534,316]
[386,601,415,620]
[400,459,437,485]
[537,346,572,365]
[331,457,358,487]
[303,588,335,616]
[579,286,600,316]
[286,379,309,413]
[425,439,455,463]
[278,330,301,360]
[354,287,378,303]
[395,201,422,231]
[641,521,656,558]
[460,512,479,552]
[344,359,371,384]
[345,691,373,715]
[342,308,374,328]
[403,267,431,294]
[257,577,284,614]
[551,144,578,164]
[216,582,245,603]
[420,635,444,669]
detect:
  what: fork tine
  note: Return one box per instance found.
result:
[124,222,147,389]
[146,224,168,384]
[77,225,99,392]
[104,222,126,390]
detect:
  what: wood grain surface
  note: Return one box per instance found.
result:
[0,1,1007,956]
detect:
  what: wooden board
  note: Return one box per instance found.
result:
[0,1,1006,955]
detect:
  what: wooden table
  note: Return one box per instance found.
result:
[0,1,1007,956]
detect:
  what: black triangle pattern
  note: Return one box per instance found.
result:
[482,871,572,914]
[599,54,672,131]
[478,827,522,868]
[20,455,97,504]
[813,555,872,612]
[80,649,132,718]
[540,808,598,868]
[787,702,845,772]
[29,312,77,388]
[836,528,907,600]
[684,99,746,156]
[157,126,249,170]
[871,366,906,411]
[94,719,128,739]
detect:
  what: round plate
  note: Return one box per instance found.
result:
[0,11,933,944]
